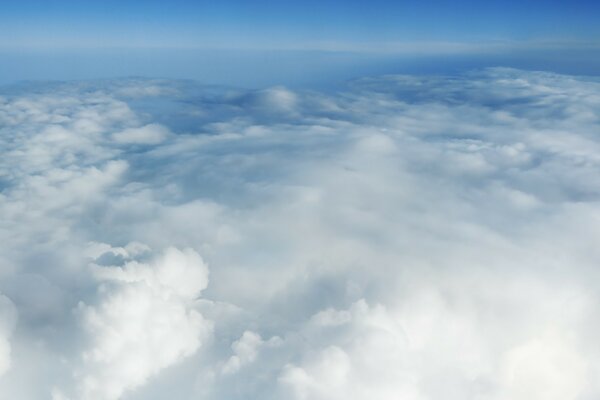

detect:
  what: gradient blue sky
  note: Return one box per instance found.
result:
[2,0,600,49]
[1,1,600,86]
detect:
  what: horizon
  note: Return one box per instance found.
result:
[2,0,600,87]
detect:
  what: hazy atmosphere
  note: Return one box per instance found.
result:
[1,1,600,399]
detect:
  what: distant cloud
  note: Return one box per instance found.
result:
[0,69,599,399]
[112,124,170,145]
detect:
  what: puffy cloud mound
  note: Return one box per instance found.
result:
[62,245,212,400]
[0,69,600,399]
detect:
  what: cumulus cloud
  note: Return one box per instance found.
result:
[279,300,418,400]
[58,245,212,400]
[0,69,599,399]
[221,330,282,375]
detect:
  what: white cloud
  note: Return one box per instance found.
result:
[112,124,170,145]
[221,330,282,375]
[0,294,17,378]
[67,246,212,400]
[280,301,419,400]
[279,284,595,400]
[499,330,587,400]
[1,69,600,399]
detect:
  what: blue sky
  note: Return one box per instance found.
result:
[1,1,600,87]
[2,0,600,49]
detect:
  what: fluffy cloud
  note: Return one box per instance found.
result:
[0,294,16,378]
[58,245,212,400]
[0,68,599,399]
[279,280,594,400]
[279,301,419,400]
[221,330,282,375]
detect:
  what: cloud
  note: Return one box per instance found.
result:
[221,330,282,375]
[112,124,170,145]
[0,69,600,399]
[279,300,419,400]
[278,277,594,400]
[0,294,16,377]
[60,245,212,400]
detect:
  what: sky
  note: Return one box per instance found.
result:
[2,2,600,400]
[1,0,600,86]
[2,0,600,48]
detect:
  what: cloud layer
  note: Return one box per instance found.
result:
[0,69,599,399]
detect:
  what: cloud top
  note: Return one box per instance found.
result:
[0,69,599,399]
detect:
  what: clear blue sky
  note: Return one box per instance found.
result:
[2,0,599,49]
[1,1,599,86]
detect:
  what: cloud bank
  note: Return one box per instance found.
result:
[0,69,599,399]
